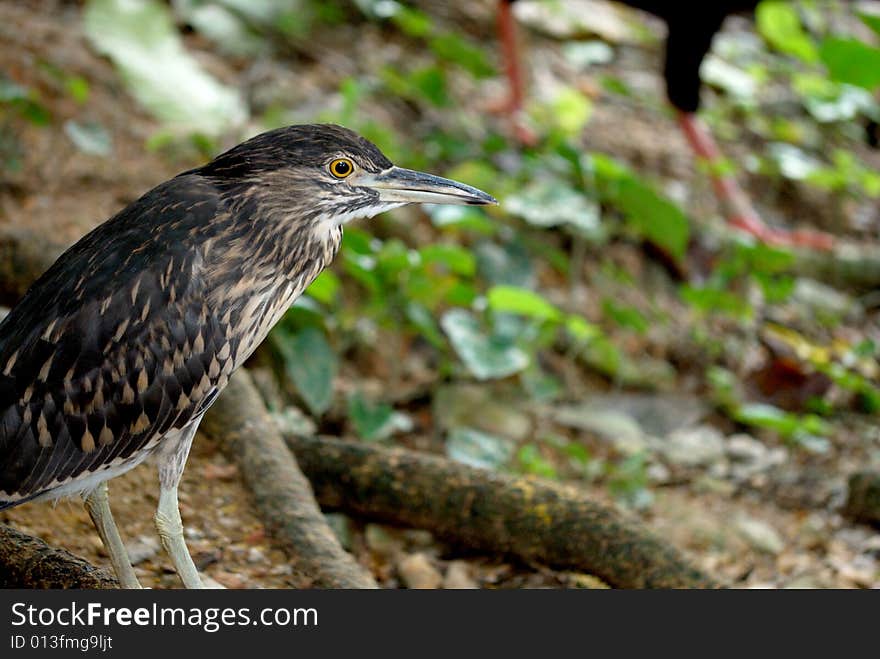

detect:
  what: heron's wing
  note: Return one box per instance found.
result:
[0,174,238,505]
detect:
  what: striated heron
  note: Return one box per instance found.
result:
[0,124,496,588]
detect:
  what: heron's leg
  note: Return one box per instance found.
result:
[154,421,204,589]
[83,482,142,589]
[677,112,835,251]
[489,0,537,145]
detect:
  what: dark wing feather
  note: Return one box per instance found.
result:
[0,174,237,504]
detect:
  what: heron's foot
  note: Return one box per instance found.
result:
[483,99,539,146]
[730,213,836,251]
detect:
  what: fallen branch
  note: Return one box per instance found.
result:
[0,523,117,589]
[285,434,723,589]
[201,371,378,588]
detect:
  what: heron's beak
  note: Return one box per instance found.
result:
[361,166,497,206]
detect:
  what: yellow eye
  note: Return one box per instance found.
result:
[329,158,354,179]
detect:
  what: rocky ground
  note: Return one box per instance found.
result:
[1,1,878,588]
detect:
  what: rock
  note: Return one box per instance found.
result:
[434,384,532,441]
[271,406,317,437]
[554,405,650,455]
[365,524,402,558]
[647,462,671,484]
[725,433,787,481]
[401,529,435,548]
[443,561,478,589]
[791,278,859,321]
[200,574,228,589]
[843,471,880,526]
[397,553,443,589]
[735,516,785,555]
[246,547,266,564]
[209,570,248,589]
[564,573,610,589]
[660,425,725,467]
[585,393,710,437]
[126,536,160,566]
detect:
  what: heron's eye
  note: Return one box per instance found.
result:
[329,158,354,179]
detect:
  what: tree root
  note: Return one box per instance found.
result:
[201,371,378,588]
[0,523,117,589]
[285,434,724,589]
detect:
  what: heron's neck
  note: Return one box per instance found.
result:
[201,197,344,365]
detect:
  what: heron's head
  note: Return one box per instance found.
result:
[198,124,496,226]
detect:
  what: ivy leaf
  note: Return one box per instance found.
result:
[505,178,601,236]
[347,392,411,442]
[819,37,880,91]
[275,326,337,416]
[487,286,562,322]
[756,1,818,63]
[441,309,529,380]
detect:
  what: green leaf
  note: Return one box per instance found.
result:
[306,270,341,306]
[441,309,529,380]
[530,86,592,137]
[428,205,495,234]
[446,427,514,470]
[347,392,411,442]
[601,299,648,333]
[276,326,337,416]
[418,244,476,277]
[504,178,601,235]
[429,33,495,78]
[612,178,690,261]
[405,302,445,348]
[487,285,562,322]
[565,314,601,343]
[858,8,880,38]
[389,5,432,37]
[819,37,880,91]
[83,0,247,134]
[517,444,558,479]
[734,403,831,446]
[680,285,751,318]
[474,239,535,288]
[756,1,818,63]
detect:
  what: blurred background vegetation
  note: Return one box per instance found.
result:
[2,0,879,587]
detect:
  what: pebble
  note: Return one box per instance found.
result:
[735,515,785,555]
[126,535,160,566]
[397,553,443,589]
[443,561,478,589]
[365,524,402,558]
[726,434,786,481]
[554,406,650,455]
[200,574,228,589]
[660,426,725,467]
[246,547,266,564]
